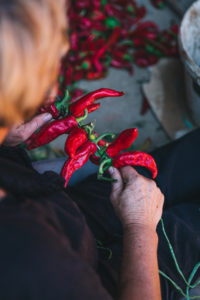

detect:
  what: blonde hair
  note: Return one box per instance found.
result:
[0,0,69,126]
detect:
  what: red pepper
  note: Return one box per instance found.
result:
[69,88,124,117]
[61,141,97,187]
[90,154,101,166]
[106,128,138,158]
[70,32,79,51]
[112,151,158,179]
[86,71,107,81]
[94,27,121,61]
[91,10,106,21]
[40,103,60,119]
[134,21,159,33]
[70,89,85,103]
[75,0,90,10]
[111,59,134,75]
[131,6,147,25]
[141,96,151,115]
[27,116,78,150]
[170,24,179,36]
[134,50,158,67]
[74,103,101,117]
[151,0,165,9]
[65,127,88,158]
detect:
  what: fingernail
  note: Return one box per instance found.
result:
[108,167,114,175]
[43,113,52,122]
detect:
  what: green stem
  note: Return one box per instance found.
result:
[186,263,200,297]
[55,89,71,115]
[95,133,116,144]
[99,158,112,175]
[76,109,88,123]
[97,174,117,182]
[82,122,96,136]
[160,218,188,286]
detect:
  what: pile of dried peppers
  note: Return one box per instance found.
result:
[57,0,179,102]
[27,88,158,187]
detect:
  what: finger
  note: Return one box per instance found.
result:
[23,113,52,138]
[108,167,123,201]
[120,166,139,185]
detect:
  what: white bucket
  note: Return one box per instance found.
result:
[179,0,200,126]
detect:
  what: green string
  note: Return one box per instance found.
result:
[96,240,113,260]
[159,218,200,299]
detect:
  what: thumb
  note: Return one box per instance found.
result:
[23,113,52,138]
[108,167,123,202]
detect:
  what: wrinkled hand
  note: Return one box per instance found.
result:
[109,166,164,232]
[3,113,52,147]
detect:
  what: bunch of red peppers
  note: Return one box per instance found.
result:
[57,0,179,101]
[26,88,158,187]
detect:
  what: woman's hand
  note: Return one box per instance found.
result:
[109,166,164,232]
[3,113,52,147]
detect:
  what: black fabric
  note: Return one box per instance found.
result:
[0,148,112,300]
[1,129,200,299]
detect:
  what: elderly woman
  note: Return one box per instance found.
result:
[0,1,199,300]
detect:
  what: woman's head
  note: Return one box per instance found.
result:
[0,0,69,127]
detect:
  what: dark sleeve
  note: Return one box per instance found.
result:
[0,145,33,169]
[0,216,113,300]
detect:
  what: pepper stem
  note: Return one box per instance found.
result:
[76,109,88,123]
[82,122,96,135]
[55,89,71,115]
[99,158,112,175]
[97,174,117,182]
[95,133,116,144]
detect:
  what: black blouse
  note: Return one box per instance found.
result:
[0,146,114,300]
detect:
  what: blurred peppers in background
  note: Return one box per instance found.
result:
[56,0,178,101]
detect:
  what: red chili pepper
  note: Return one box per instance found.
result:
[131,6,147,25]
[93,0,101,10]
[70,89,85,103]
[112,151,158,179]
[141,96,151,115]
[79,17,93,30]
[106,128,138,158]
[27,116,78,150]
[133,37,146,48]
[111,59,134,75]
[94,27,121,60]
[151,0,165,9]
[170,24,179,36]
[40,97,60,119]
[75,0,90,9]
[65,127,88,158]
[91,10,106,21]
[69,88,124,117]
[90,154,101,165]
[134,21,159,33]
[134,50,158,67]
[70,32,79,51]
[73,70,85,82]
[64,66,73,86]
[61,141,97,187]
[40,103,60,119]
[86,71,107,80]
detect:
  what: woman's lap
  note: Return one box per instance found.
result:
[151,127,200,209]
